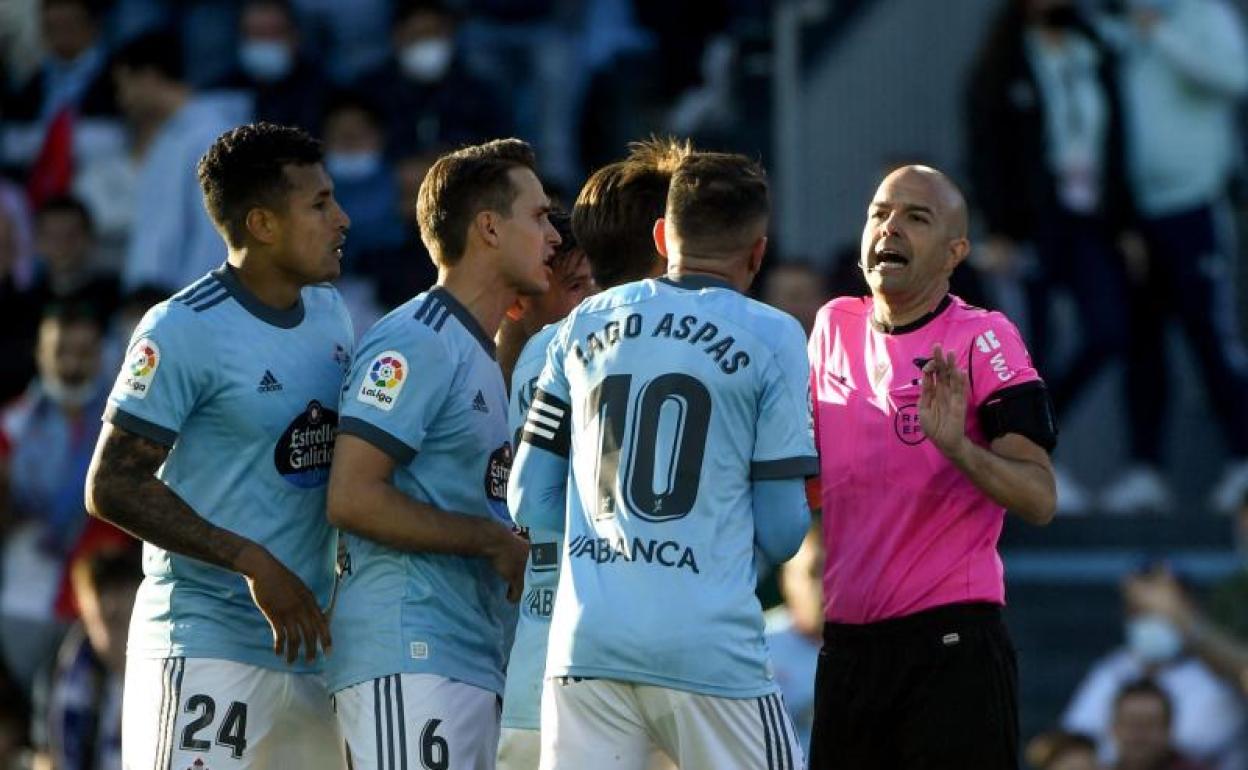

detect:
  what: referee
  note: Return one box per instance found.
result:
[807,165,1058,769]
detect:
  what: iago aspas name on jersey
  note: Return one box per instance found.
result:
[570,311,750,375]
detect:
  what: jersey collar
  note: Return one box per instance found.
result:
[213,264,305,329]
[870,294,952,335]
[429,286,497,359]
[657,274,737,293]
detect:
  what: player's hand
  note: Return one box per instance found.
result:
[919,344,970,461]
[236,543,333,664]
[485,523,529,603]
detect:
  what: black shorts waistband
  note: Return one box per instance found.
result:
[823,602,1002,644]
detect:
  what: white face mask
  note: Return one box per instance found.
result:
[239,40,294,82]
[399,38,453,83]
[325,151,382,182]
[1126,615,1185,664]
[41,375,97,409]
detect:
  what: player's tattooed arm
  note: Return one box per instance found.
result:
[84,423,252,570]
[85,423,332,662]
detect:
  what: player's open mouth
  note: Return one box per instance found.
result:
[334,239,346,259]
[873,248,909,270]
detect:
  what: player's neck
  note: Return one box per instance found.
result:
[226,250,303,310]
[438,266,515,341]
[871,283,949,330]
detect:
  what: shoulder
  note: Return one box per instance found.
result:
[517,322,561,369]
[357,293,453,360]
[818,295,872,325]
[582,280,657,315]
[946,296,1027,345]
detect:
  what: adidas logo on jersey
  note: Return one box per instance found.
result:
[472,390,489,413]
[257,370,283,393]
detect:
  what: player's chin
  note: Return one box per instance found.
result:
[317,256,343,283]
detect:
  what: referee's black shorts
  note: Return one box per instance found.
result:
[808,602,1019,770]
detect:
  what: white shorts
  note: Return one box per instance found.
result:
[498,726,676,770]
[334,673,500,770]
[122,656,345,770]
[541,678,804,770]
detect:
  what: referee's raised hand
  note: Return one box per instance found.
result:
[919,343,970,458]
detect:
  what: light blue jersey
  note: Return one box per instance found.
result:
[105,265,354,672]
[501,322,561,730]
[327,287,516,696]
[509,275,818,698]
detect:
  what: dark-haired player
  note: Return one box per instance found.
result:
[325,138,560,769]
[510,152,813,768]
[85,122,353,770]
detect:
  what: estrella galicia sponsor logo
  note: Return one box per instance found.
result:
[274,400,338,488]
[894,403,926,445]
[567,535,700,574]
[485,443,512,501]
[117,338,160,399]
[356,350,407,411]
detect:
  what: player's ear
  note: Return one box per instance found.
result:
[653,218,669,259]
[474,209,501,249]
[244,207,279,245]
[505,297,526,322]
[748,235,767,276]
[946,237,970,272]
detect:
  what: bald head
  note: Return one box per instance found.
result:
[879,165,968,239]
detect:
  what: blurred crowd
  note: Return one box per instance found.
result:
[2,0,1248,767]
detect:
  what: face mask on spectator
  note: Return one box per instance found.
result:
[1126,615,1184,664]
[41,375,96,409]
[240,40,293,82]
[400,38,453,82]
[326,151,382,182]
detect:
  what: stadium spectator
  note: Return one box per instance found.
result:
[966,0,1134,514]
[111,31,242,292]
[1110,679,1211,770]
[1205,493,1248,639]
[212,0,329,135]
[807,165,1057,768]
[0,303,108,695]
[758,259,829,335]
[0,188,41,405]
[764,523,823,755]
[288,0,391,84]
[1063,567,1247,769]
[354,0,510,161]
[1096,0,1248,515]
[30,545,141,770]
[1025,730,1100,770]
[1,0,115,174]
[30,196,120,321]
[352,149,440,311]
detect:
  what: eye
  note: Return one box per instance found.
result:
[909,213,929,223]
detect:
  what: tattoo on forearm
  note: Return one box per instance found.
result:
[89,428,251,572]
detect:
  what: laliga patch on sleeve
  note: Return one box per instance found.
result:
[356,350,408,411]
[116,338,160,399]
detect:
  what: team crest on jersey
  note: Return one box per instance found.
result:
[274,400,338,488]
[115,338,160,399]
[356,350,407,411]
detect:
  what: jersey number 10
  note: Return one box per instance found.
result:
[585,373,711,522]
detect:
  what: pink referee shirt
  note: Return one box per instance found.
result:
[809,294,1042,624]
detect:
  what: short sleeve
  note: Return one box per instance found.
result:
[104,303,208,446]
[338,325,452,465]
[967,314,1042,408]
[752,319,819,480]
[518,320,572,458]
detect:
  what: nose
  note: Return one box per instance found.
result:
[547,219,562,246]
[336,201,351,232]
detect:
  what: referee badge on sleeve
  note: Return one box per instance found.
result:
[356,350,408,411]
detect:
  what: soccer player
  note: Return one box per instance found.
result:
[807,165,1058,769]
[497,138,689,770]
[325,138,560,770]
[509,152,813,769]
[83,122,353,769]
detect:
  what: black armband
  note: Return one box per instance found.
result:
[521,388,571,457]
[977,380,1058,453]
